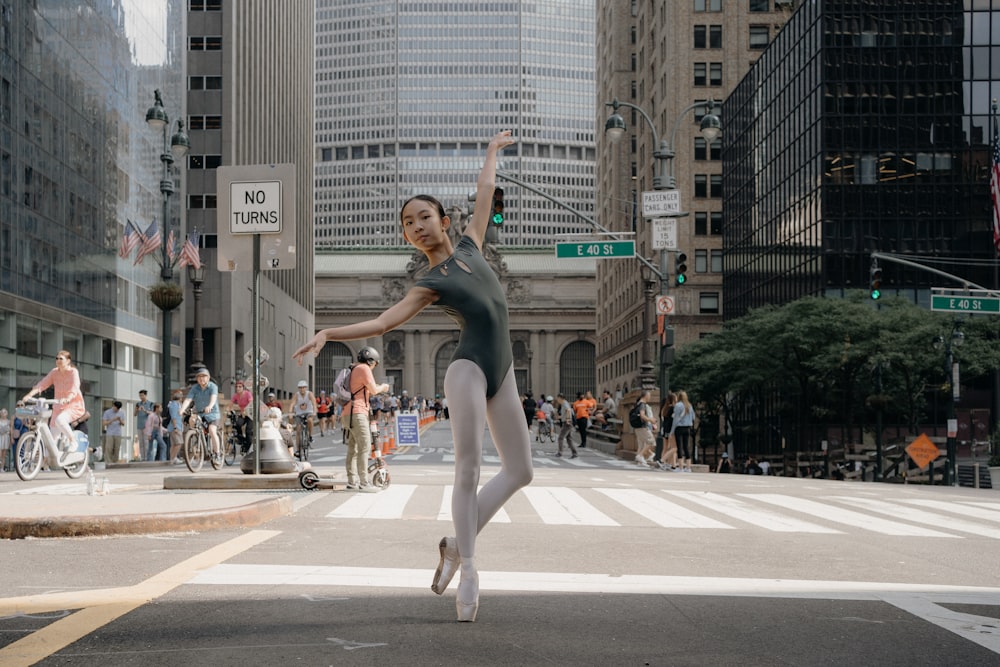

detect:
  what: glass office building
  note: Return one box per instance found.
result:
[724,0,997,319]
[314,0,596,247]
[0,1,185,417]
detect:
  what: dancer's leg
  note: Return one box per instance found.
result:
[479,366,533,530]
[444,360,488,560]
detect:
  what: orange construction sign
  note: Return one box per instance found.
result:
[906,433,942,469]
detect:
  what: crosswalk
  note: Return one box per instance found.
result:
[324,484,1000,539]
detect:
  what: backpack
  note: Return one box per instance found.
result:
[332,366,354,403]
[628,401,645,428]
[162,409,171,428]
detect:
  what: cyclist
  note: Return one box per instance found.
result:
[179,368,222,463]
[21,349,87,452]
[291,380,316,453]
[231,379,254,451]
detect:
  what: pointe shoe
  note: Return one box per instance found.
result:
[431,537,459,595]
[456,567,479,622]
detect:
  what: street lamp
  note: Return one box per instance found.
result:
[145,89,189,406]
[187,264,206,381]
[603,98,722,393]
[932,326,964,485]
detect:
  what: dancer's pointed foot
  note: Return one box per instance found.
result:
[455,565,479,622]
[431,536,459,595]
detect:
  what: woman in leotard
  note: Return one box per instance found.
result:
[292,131,532,622]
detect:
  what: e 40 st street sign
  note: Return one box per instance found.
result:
[930,294,1000,313]
[555,240,635,259]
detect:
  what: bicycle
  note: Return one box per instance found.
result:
[223,410,250,466]
[535,417,555,443]
[183,412,222,472]
[294,414,312,462]
[13,398,89,481]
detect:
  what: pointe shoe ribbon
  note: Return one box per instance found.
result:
[431,536,459,595]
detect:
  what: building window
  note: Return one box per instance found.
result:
[710,63,723,86]
[695,0,722,11]
[694,25,706,49]
[710,174,723,197]
[694,138,721,161]
[711,249,723,273]
[188,115,222,130]
[189,36,222,51]
[694,63,707,86]
[750,25,770,49]
[189,194,217,209]
[749,0,769,11]
[711,212,722,235]
[695,212,708,235]
[190,76,222,90]
[190,0,222,9]
[695,174,707,197]
[188,155,222,170]
[695,249,708,272]
[699,292,720,314]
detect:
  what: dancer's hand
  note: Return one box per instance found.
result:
[292,333,327,366]
[489,130,515,153]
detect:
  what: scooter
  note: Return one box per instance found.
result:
[14,398,89,481]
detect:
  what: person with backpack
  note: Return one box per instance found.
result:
[293,131,532,622]
[340,347,390,492]
[631,390,657,467]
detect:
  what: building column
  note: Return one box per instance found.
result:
[420,330,432,397]
[403,331,416,395]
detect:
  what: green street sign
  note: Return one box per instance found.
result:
[930,294,1000,314]
[555,240,635,259]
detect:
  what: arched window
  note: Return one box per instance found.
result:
[559,341,595,397]
[316,342,353,394]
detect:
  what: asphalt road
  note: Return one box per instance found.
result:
[1,421,999,666]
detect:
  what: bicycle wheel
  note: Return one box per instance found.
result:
[300,434,310,462]
[15,433,43,481]
[371,467,390,489]
[224,435,237,466]
[184,430,204,472]
[63,446,89,479]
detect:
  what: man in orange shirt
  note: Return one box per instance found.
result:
[572,391,597,449]
[344,346,390,492]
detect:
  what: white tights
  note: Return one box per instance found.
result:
[444,360,533,561]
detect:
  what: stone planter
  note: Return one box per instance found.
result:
[149,282,183,311]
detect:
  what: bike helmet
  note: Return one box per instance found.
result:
[297,380,308,388]
[357,346,381,366]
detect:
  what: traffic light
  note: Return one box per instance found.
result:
[869,263,883,300]
[491,187,504,225]
[674,252,688,286]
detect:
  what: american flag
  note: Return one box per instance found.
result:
[177,231,202,270]
[118,220,139,258]
[133,219,161,265]
[992,117,1000,256]
[166,229,176,265]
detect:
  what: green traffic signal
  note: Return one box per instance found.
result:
[869,265,882,300]
[674,252,688,287]
[491,187,504,225]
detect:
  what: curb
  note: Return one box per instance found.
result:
[0,495,294,540]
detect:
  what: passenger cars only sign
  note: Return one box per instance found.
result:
[230,180,282,234]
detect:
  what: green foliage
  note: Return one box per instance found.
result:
[671,292,1000,449]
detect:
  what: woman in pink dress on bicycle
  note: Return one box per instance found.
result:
[21,349,87,447]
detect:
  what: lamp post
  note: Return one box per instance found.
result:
[603,98,721,394]
[932,326,964,486]
[188,264,206,381]
[145,89,190,406]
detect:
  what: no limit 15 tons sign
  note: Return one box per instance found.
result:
[216,163,297,271]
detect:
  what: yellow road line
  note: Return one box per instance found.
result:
[0,529,280,666]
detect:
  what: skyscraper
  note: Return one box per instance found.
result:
[314,1,597,247]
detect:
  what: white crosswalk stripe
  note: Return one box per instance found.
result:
[743,493,959,538]
[318,484,1000,539]
[666,490,841,533]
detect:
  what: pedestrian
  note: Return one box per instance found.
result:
[144,404,165,461]
[293,130,532,622]
[167,390,185,464]
[759,459,771,476]
[522,392,537,429]
[101,401,125,463]
[22,350,88,454]
[292,380,316,446]
[572,392,592,449]
[716,452,732,473]
[133,389,154,462]
[231,380,254,450]
[670,390,696,472]
[337,347,389,492]
[592,390,617,429]
[265,392,283,410]
[632,390,657,467]
[317,390,333,436]
[553,393,577,458]
[400,389,412,413]
[180,368,222,463]
[0,408,11,471]
[655,393,678,469]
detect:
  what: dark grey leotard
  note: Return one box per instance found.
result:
[416,235,512,398]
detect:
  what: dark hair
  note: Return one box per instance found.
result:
[399,194,445,222]
[113,401,123,409]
